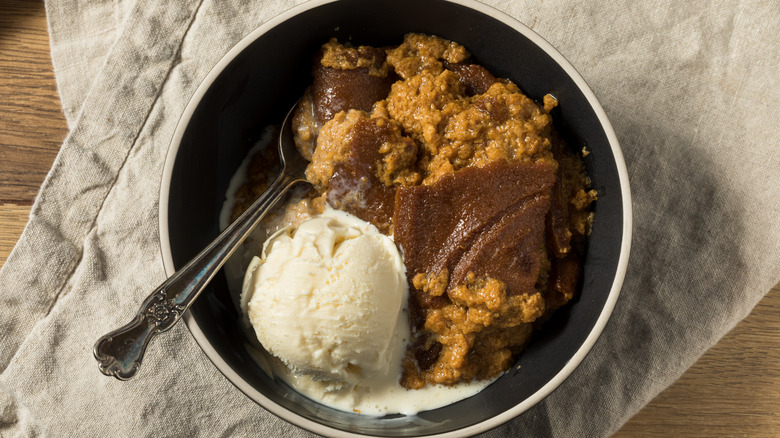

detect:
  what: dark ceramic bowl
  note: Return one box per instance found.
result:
[159,0,632,436]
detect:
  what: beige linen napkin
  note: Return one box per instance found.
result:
[1,0,778,436]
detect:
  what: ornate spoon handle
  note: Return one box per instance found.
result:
[93,169,304,380]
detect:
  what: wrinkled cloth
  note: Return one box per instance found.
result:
[1,0,779,436]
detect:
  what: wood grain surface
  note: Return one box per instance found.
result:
[0,0,68,202]
[0,1,777,436]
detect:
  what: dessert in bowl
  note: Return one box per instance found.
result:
[160,0,631,436]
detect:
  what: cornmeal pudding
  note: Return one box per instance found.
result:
[231,33,596,394]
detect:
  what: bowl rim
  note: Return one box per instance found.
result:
[159,0,633,436]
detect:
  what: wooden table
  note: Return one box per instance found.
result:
[1,1,778,435]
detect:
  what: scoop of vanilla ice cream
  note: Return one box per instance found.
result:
[242,208,407,385]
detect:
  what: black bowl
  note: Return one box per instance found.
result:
[159,0,632,436]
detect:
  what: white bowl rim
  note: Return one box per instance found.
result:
[158,0,633,436]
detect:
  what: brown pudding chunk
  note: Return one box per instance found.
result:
[395,161,556,299]
[542,137,596,311]
[545,253,581,312]
[312,42,395,123]
[306,110,418,233]
[394,161,555,387]
[293,39,396,160]
[444,62,499,96]
[547,167,572,257]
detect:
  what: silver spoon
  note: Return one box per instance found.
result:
[94,102,309,380]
